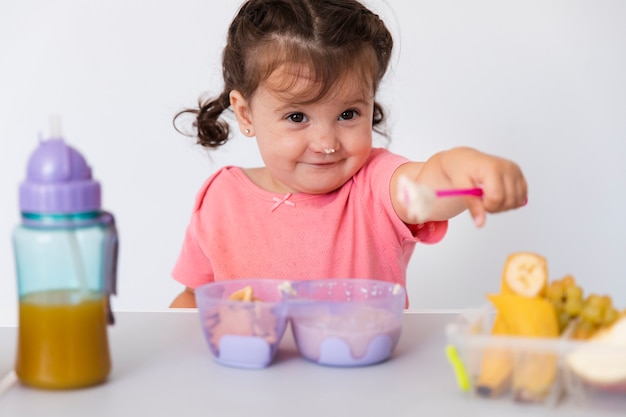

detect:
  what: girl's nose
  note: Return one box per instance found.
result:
[312,124,340,154]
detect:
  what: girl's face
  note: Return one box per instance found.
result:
[230,66,375,195]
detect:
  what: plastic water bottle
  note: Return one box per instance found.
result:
[12,118,118,389]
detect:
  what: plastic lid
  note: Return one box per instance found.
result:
[19,119,101,214]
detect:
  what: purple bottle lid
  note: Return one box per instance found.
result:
[19,121,101,214]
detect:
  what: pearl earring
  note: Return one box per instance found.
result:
[245,129,251,135]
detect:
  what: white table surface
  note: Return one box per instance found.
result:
[0,310,623,417]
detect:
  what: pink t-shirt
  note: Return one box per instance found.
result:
[172,148,447,291]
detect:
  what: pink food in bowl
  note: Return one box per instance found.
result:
[287,279,405,366]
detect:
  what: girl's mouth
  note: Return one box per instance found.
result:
[306,160,338,168]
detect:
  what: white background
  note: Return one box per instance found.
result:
[1,0,625,326]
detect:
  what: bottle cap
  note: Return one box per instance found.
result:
[19,118,101,214]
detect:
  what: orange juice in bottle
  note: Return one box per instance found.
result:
[16,290,111,389]
[12,124,118,390]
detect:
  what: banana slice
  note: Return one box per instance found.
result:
[228,285,256,302]
[501,253,548,298]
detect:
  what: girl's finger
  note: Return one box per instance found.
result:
[466,197,486,228]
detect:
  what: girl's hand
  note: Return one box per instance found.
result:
[392,147,527,227]
[440,147,527,227]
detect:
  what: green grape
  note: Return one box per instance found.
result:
[564,297,583,316]
[561,275,576,287]
[565,285,583,302]
[546,284,564,303]
[550,299,565,315]
[585,294,605,309]
[557,311,571,332]
[581,304,603,325]
[600,295,613,310]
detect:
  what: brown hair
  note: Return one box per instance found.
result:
[174,0,393,148]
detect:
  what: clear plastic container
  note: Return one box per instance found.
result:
[446,306,626,409]
[286,279,405,367]
[13,134,118,390]
[14,213,117,389]
[194,279,290,369]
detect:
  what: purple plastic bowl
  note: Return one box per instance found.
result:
[195,279,291,369]
[286,279,405,367]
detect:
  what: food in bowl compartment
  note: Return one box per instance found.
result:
[566,314,626,391]
[287,279,405,367]
[475,252,560,403]
[480,293,560,402]
[291,305,402,366]
[195,280,289,369]
[206,298,280,348]
[457,252,626,406]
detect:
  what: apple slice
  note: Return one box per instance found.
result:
[566,316,626,391]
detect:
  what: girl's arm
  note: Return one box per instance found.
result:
[391,147,527,227]
[170,287,197,308]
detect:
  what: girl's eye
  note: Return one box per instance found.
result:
[339,110,358,120]
[287,113,306,123]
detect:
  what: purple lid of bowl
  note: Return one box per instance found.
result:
[19,137,101,214]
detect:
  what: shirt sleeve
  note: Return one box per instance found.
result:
[171,175,217,288]
[408,221,448,244]
[361,149,449,245]
[171,217,215,288]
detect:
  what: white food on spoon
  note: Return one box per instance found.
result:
[396,175,437,223]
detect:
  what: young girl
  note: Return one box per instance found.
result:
[170,0,527,308]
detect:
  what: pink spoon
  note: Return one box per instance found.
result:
[435,188,483,198]
[397,176,483,222]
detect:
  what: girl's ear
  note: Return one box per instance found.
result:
[230,90,254,136]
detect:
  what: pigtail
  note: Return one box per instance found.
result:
[373,101,390,140]
[373,102,384,128]
[173,91,232,149]
[195,91,232,148]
